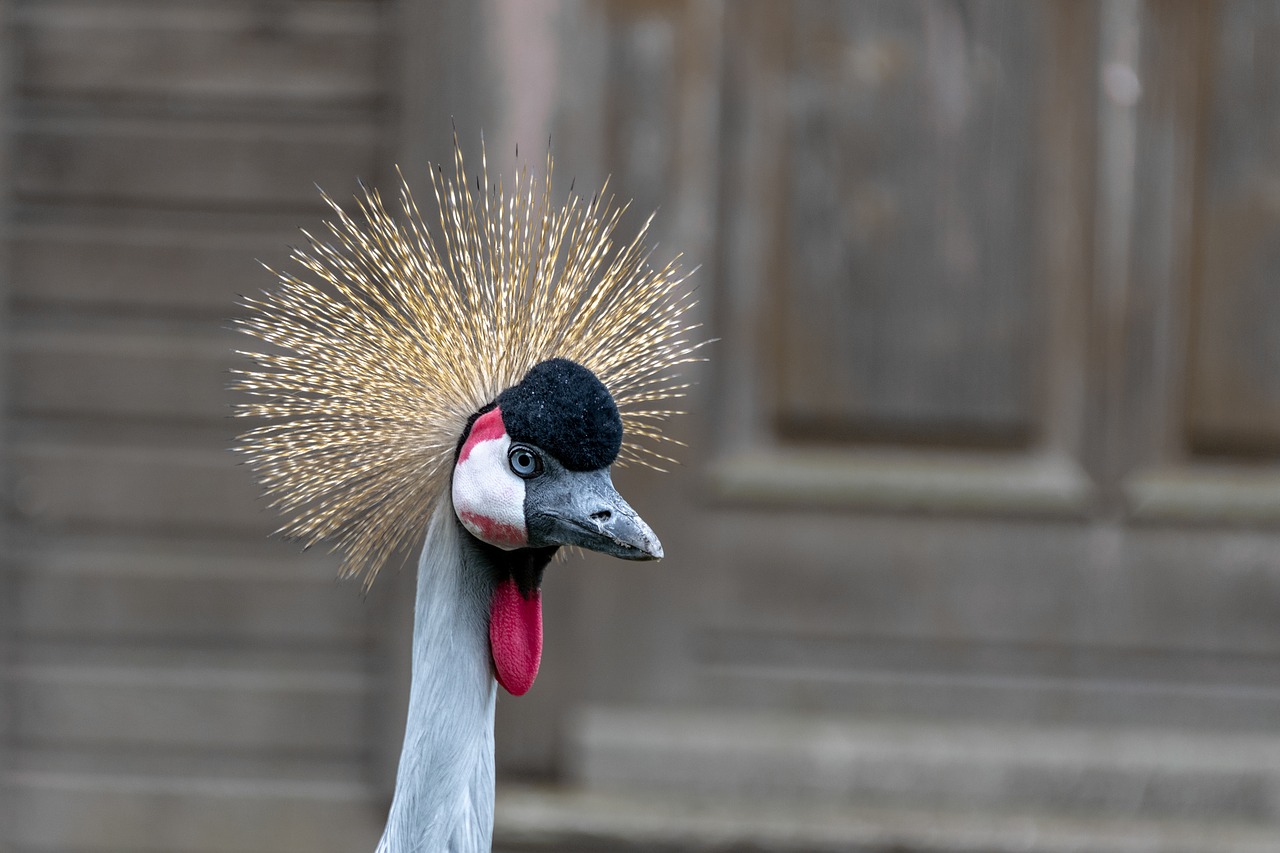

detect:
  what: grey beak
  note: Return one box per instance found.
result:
[526,468,663,560]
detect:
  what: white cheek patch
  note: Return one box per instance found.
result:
[452,431,528,549]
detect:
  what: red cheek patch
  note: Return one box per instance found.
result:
[458,511,526,550]
[489,578,542,696]
[458,407,506,463]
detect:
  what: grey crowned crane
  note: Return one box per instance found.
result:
[233,145,701,852]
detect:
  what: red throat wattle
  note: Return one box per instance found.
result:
[489,577,542,695]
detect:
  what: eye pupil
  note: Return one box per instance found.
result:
[508,445,542,478]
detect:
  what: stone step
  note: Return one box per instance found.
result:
[566,707,1280,824]
[494,785,1280,853]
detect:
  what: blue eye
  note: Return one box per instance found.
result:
[508,445,543,478]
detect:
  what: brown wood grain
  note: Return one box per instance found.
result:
[12,440,280,535]
[13,662,368,754]
[773,1,1043,446]
[16,115,380,208]
[13,217,324,314]
[14,559,367,645]
[5,0,392,848]
[13,327,241,422]
[16,0,382,107]
[1187,1,1280,455]
[10,771,380,852]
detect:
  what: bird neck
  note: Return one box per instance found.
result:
[377,506,498,853]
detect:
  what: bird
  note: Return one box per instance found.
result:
[232,141,701,852]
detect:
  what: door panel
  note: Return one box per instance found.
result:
[1189,2,1280,455]
[777,2,1042,446]
[711,1,1094,515]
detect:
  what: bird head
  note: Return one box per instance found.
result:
[235,143,704,698]
[451,358,660,695]
[452,358,661,559]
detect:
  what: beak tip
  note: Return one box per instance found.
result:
[634,522,663,561]
[611,523,662,561]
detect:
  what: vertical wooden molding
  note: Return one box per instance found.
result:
[1119,1,1214,479]
[1092,0,1142,514]
[715,1,789,456]
[1039,1,1098,470]
[0,0,14,844]
[1140,0,1213,469]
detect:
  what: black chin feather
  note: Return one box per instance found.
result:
[469,534,556,599]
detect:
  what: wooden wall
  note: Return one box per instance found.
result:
[7,2,1280,851]
[5,2,391,849]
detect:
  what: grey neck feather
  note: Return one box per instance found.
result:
[377,506,498,853]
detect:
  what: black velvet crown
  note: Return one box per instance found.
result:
[496,358,622,471]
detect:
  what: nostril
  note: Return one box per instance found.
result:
[589,509,612,523]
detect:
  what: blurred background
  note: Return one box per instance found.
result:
[4,1,1280,851]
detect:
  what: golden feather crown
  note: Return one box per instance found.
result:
[233,144,703,584]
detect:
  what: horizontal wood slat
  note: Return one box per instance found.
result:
[14,635,367,676]
[8,771,380,852]
[12,442,272,535]
[14,663,367,754]
[9,742,369,786]
[15,566,366,645]
[16,116,380,207]
[15,0,382,107]
[12,537,341,583]
[13,328,238,423]
[13,220,299,313]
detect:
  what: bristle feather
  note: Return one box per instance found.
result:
[234,144,701,585]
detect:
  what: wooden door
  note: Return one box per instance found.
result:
[467,0,1280,828]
